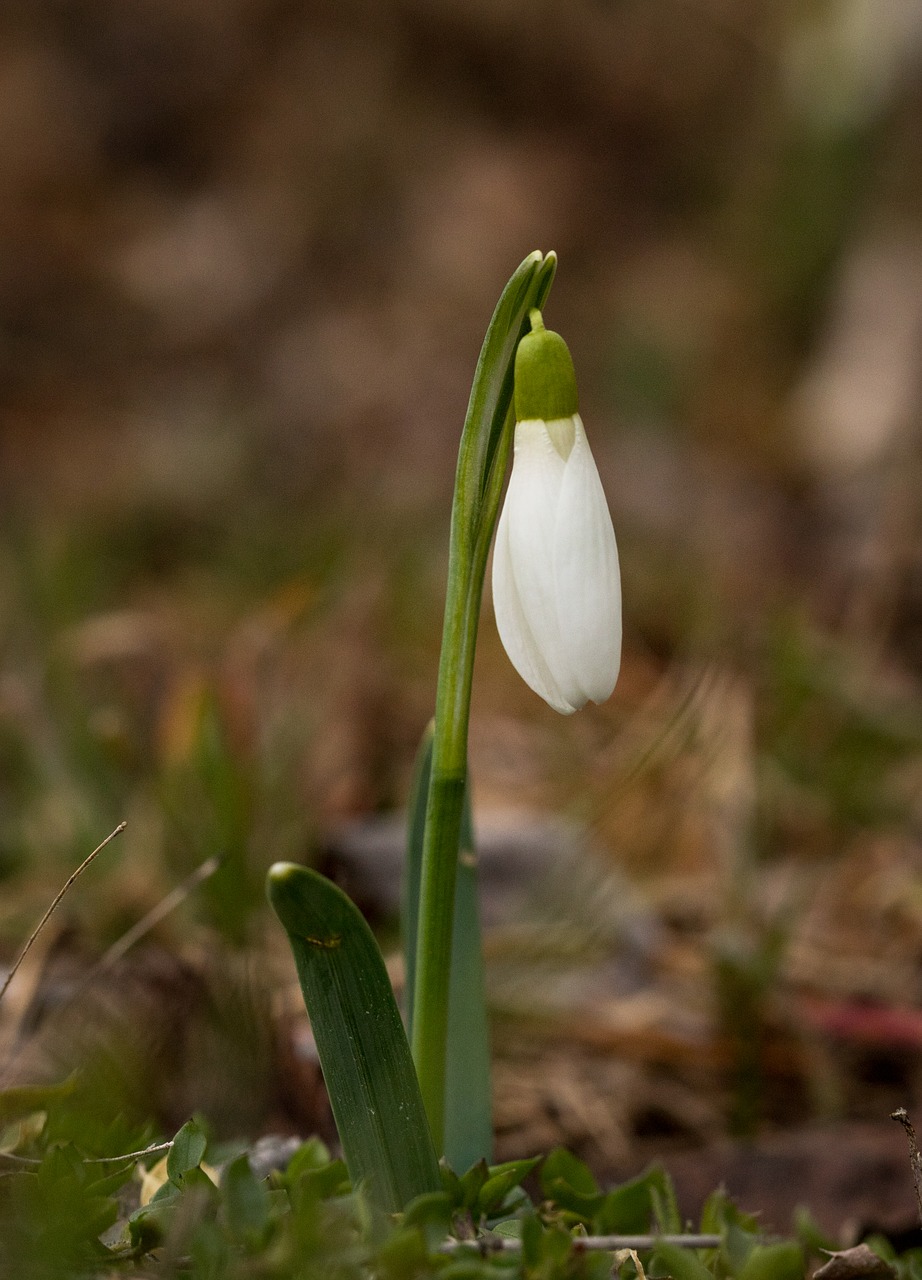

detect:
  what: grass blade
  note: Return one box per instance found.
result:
[267,862,440,1213]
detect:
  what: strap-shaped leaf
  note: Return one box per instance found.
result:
[267,863,440,1213]
[403,725,492,1172]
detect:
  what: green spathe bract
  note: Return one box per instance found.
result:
[514,311,579,422]
[267,861,440,1213]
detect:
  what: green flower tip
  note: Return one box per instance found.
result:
[514,311,579,422]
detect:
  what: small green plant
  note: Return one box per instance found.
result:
[0,1114,805,1277]
[0,256,917,1277]
[267,252,625,1209]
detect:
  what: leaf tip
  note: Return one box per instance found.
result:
[265,861,310,928]
[267,861,301,887]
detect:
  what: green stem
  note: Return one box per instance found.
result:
[411,557,482,1146]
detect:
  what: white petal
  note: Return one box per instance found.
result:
[493,503,575,714]
[552,415,621,705]
[492,421,578,713]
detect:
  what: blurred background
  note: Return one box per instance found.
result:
[3,0,922,1235]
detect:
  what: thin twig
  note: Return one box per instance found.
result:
[892,1108,922,1227]
[95,854,222,972]
[0,1139,172,1168]
[86,1139,173,1164]
[440,1233,723,1255]
[0,823,126,1006]
[1,848,221,1084]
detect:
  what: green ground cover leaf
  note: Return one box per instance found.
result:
[736,1242,805,1280]
[651,1243,716,1280]
[222,1154,271,1245]
[0,1074,78,1124]
[475,1156,540,1218]
[540,1147,604,1222]
[167,1117,208,1184]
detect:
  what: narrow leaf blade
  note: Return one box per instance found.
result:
[267,862,440,1212]
[444,783,492,1171]
[402,721,434,1034]
[403,726,492,1171]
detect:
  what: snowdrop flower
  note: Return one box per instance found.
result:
[492,311,621,714]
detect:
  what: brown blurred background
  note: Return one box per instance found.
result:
[4,0,922,1237]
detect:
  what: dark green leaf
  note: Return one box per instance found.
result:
[793,1206,838,1257]
[128,1210,165,1253]
[36,1143,84,1194]
[267,861,440,1212]
[541,1148,603,1222]
[440,1161,463,1206]
[0,1074,78,1124]
[279,1137,332,1186]
[178,1165,219,1197]
[541,1223,579,1267]
[540,1152,596,1198]
[737,1243,805,1280]
[167,1118,207,1185]
[700,1188,761,1274]
[700,1187,760,1237]
[375,1224,429,1276]
[402,722,430,1033]
[439,1262,497,1280]
[129,1183,182,1251]
[540,1148,599,1199]
[149,1178,184,1207]
[500,1185,531,1217]
[490,1218,524,1238]
[650,1243,716,1280]
[445,782,492,1172]
[402,1190,453,1249]
[191,1220,232,1277]
[293,1158,350,1206]
[458,1158,489,1211]
[222,1154,270,1242]
[476,1156,541,1217]
[80,1195,119,1241]
[595,1165,675,1235]
[520,1212,545,1268]
[84,1163,137,1199]
[651,1171,682,1234]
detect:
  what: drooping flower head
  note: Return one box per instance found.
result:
[491,310,621,713]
